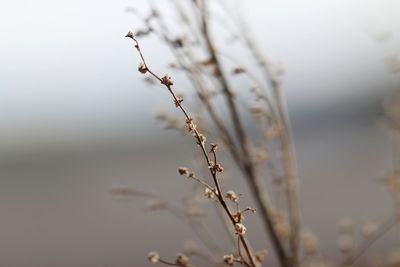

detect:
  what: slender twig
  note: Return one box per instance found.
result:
[146,4,244,170]
[126,34,257,267]
[237,235,251,267]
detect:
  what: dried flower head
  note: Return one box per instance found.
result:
[161,75,174,87]
[226,190,238,202]
[233,212,244,223]
[255,249,268,263]
[204,187,216,199]
[138,62,147,74]
[302,231,319,255]
[147,251,160,263]
[197,133,206,146]
[235,223,247,235]
[210,162,224,173]
[174,98,183,107]
[125,31,134,39]
[210,143,218,153]
[361,222,378,239]
[223,254,235,266]
[337,234,353,253]
[178,167,189,176]
[186,118,196,133]
[175,253,189,267]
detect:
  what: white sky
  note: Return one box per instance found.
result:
[0,0,399,152]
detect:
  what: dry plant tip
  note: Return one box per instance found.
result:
[125,31,134,39]
[210,143,218,153]
[226,190,238,202]
[223,254,235,266]
[178,167,189,176]
[147,251,160,263]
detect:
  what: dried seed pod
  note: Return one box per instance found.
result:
[337,234,353,253]
[178,167,189,176]
[302,231,319,255]
[204,188,216,199]
[226,190,238,202]
[175,253,189,267]
[223,254,234,266]
[138,63,147,74]
[161,75,174,86]
[361,222,378,239]
[147,252,160,263]
[235,223,247,235]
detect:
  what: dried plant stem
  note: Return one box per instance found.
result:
[143,9,287,266]
[127,34,257,267]
[237,235,251,267]
[199,2,249,159]
[196,3,293,267]
[147,8,243,169]
[237,17,301,267]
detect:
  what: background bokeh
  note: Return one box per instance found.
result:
[1,0,400,266]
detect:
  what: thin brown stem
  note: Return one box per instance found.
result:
[237,235,252,267]
[127,34,257,267]
[147,8,243,170]
[196,5,291,266]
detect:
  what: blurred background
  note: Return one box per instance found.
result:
[1,0,400,266]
